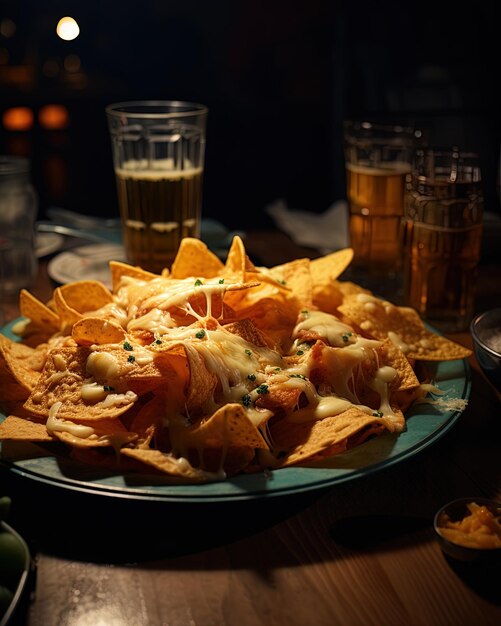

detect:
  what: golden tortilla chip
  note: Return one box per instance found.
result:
[52,417,137,449]
[184,403,268,450]
[310,248,354,312]
[170,238,225,279]
[19,289,60,331]
[120,448,211,482]
[338,294,471,361]
[224,235,256,278]
[110,260,159,292]
[0,334,41,400]
[54,280,114,331]
[72,317,126,346]
[269,407,387,467]
[0,414,54,441]
[267,258,313,309]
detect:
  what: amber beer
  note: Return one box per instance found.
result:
[106,100,208,273]
[403,163,483,332]
[115,164,203,273]
[346,161,410,275]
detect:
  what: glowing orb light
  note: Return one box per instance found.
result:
[56,17,80,41]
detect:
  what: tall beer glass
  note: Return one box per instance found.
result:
[344,120,416,295]
[106,101,208,273]
[403,148,483,332]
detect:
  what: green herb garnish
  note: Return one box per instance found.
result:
[123,341,133,351]
[247,374,256,381]
[103,385,114,392]
[256,384,269,395]
[195,329,206,339]
[127,355,136,363]
[194,278,203,286]
[242,394,252,407]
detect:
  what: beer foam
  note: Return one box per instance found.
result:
[346,162,411,176]
[116,158,202,180]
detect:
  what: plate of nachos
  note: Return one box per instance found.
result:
[0,236,471,502]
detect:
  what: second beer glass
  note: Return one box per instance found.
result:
[402,148,483,332]
[344,120,416,295]
[106,100,208,273]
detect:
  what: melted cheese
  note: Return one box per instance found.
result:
[86,351,120,379]
[46,401,96,438]
[293,310,356,347]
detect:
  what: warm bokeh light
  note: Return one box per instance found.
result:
[56,17,80,41]
[2,107,34,131]
[39,104,70,130]
[0,18,16,38]
[64,53,81,72]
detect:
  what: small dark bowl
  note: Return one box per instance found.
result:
[434,497,501,563]
[470,308,501,391]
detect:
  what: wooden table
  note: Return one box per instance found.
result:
[2,230,501,626]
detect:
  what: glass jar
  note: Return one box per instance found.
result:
[0,156,38,295]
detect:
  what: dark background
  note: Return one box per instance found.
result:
[0,0,499,230]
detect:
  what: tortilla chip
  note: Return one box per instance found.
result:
[110,260,159,292]
[170,238,225,279]
[72,317,126,346]
[269,407,387,467]
[338,294,471,361]
[0,334,41,400]
[310,248,354,312]
[225,235,256,278]
[120,448,212,482]
[52,417,137,449]
[59,280,114,312]
[19,289,60,331]
[267,258,313,309]
[0,414,54,442]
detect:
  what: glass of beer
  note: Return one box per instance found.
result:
[343,120,417,295]
[106,100,208,273]
[402,148,483,332]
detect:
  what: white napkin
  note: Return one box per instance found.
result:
[266,198,349,254]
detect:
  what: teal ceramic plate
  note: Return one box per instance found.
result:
[0,320,470,503]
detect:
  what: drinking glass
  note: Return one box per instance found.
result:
[402,147,483,332]
[343,120,417,295]
[106,101,208,273]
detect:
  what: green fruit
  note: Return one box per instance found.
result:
[0,531,26,590]
[0,584,14,618]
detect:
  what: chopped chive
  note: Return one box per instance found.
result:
[296,350,304,356]
[256,384,269,395]
[194,278,203,286]
[195,329,206,339]
[289,374,306,380]
[127,355,136,363]
[247,373,256,381]
[242,394,252,407]
[155,339,162,345]
[372,410,384,417]
[218,278,225,284]
[245,349,252,357]
[123,341,133,351]
[103,385,114,392]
